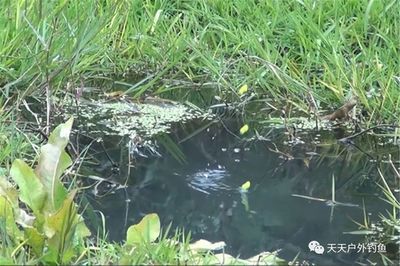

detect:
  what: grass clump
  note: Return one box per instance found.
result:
[1,0,399,122]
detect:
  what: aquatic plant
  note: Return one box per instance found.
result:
[0,118,90,264]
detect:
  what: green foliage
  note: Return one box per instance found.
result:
[126,213,160,245]
[0,113,31,167]
[0,117,90,264]
[10,160,46,216]
[1,119,277,265]
[1,0,399,122]
[119,213,286,265]
[1,0,398,264]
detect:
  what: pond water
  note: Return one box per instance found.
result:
[78,119,397,265]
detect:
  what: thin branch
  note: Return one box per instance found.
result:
[338,124,397,142]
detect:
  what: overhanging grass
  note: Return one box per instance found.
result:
[0,0,399,122]
[0,112,34,168]
[1,2,399,264]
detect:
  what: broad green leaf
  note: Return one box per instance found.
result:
[47,117,74,148]
[126,213,160,245]
[35,145,70,212]
[25,227,45,256]
[239,124,249,135]
[44,190,78,264]
[0,176,18,207]
[0,196,22,240]
[35,118,73,212]
[10,159,46,214]
[75,216,91,239]
[44,190,77,238]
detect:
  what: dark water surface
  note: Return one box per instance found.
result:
[79,120,398,265]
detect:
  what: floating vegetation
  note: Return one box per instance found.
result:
[261,116,337,130]
[62,97,212,139]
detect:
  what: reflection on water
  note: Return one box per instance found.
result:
[79,120,397,265]
[187,167,231,194]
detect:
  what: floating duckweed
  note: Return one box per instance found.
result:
[63,97,211,139]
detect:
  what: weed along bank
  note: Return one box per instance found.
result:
[0,1,399,265]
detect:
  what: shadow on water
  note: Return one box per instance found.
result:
[78,119,398,265]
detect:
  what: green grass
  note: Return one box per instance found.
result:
[0,0,399,264]
[0,112,34,168]
[1,223,237,265]
[1,0,399,122]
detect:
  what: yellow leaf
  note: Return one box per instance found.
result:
[241,181,251,191]
[303,158,310,168]
[240,124,249,135]
[238,84,248,95]
[104,91,124,98]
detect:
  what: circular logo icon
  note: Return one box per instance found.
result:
[309,240,320,251]
[308,240,324,254]
[314,245,325,254]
